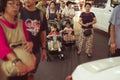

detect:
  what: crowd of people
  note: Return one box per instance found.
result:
[0,0,119,80]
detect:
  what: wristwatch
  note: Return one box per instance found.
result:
[12,58,22,66]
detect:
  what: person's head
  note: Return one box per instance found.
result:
[50,23,57,32]
[24,0,37,7]
[84,3,92,12]
[66,1,72,8]
[60,1,65,8]
[0,0,21,16]
[66,20,71,27]
[49,1,56,9]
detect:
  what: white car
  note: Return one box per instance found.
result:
[67,57,120,80]
[90,0,120,32]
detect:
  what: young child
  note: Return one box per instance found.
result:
[48,24,61,51]
[62,20,75,42]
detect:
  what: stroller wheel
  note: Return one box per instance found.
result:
[47,51,52,62]
[47,57,51,62]
[47,55,51,62]
[58,54,64,61]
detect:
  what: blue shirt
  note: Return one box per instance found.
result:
[109,5,120,48]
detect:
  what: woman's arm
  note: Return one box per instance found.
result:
[69,9,75,18]
[110,24,116,54]
[78,17,84,26]
[88,17,97,25]
[69,14,75,19]
[110,24,115,44]
[40,30,46,49]
[46,9,49,20]
[56,10,60,20]
[61,9,65,18]
[0,25,16,60]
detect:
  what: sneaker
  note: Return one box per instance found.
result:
[77,50,81,55]
[87,53,92,58]
[51,48,54,51]
[58,48,61,52]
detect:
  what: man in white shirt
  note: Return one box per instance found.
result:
[62,1,75,19]
[59,1,66,13]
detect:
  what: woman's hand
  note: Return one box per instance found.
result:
[54,18,58,21]
[83,23,90,27]
[23,41,33,53]
[110,43,117,54]
[7,54,28,76]
[41,49,47,61]
[16,61,28,76]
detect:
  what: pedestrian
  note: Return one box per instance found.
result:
[59,1,66,19]
[0,0,35,80]
[46,1,60,21]
[61,1,75,29]
[20,0,47,77]
[109,4,120,57]
[36,0,48,34]
[78,3,96,57]
[61,1,75,19]
[36,0,47,14]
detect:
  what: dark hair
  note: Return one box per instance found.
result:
[49,1,56,6]
[84,3,92,7]
[0,0,22,13]
[66,1,73,6]
[66,20,71,25]
[51,23,57,29]
[0,0,7,12]
[61,1,65,4]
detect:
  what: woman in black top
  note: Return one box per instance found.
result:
[78,3,96,57]
[46,1,59,21]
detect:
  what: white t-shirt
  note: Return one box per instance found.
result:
[62,7,75,17]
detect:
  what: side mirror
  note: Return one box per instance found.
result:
[111,0,120,7]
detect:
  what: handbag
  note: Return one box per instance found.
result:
[1,60,18,77]
[0,47,36,77]
[83,29,92,37]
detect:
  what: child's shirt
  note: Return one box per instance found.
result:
[49,31,59,35]
[64,27,73,35]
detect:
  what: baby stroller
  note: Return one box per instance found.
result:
[59,17,74,29]
[60,18,76,47]
[46,20,64,61]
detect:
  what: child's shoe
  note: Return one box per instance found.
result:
[58,48,61,52]
[51,48,54,51]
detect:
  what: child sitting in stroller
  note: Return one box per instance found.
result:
[61,20,75,43]
[47,24,61,52]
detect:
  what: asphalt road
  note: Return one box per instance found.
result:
[34,29,109,80]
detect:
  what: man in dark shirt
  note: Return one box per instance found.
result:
[20,0,47,75]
